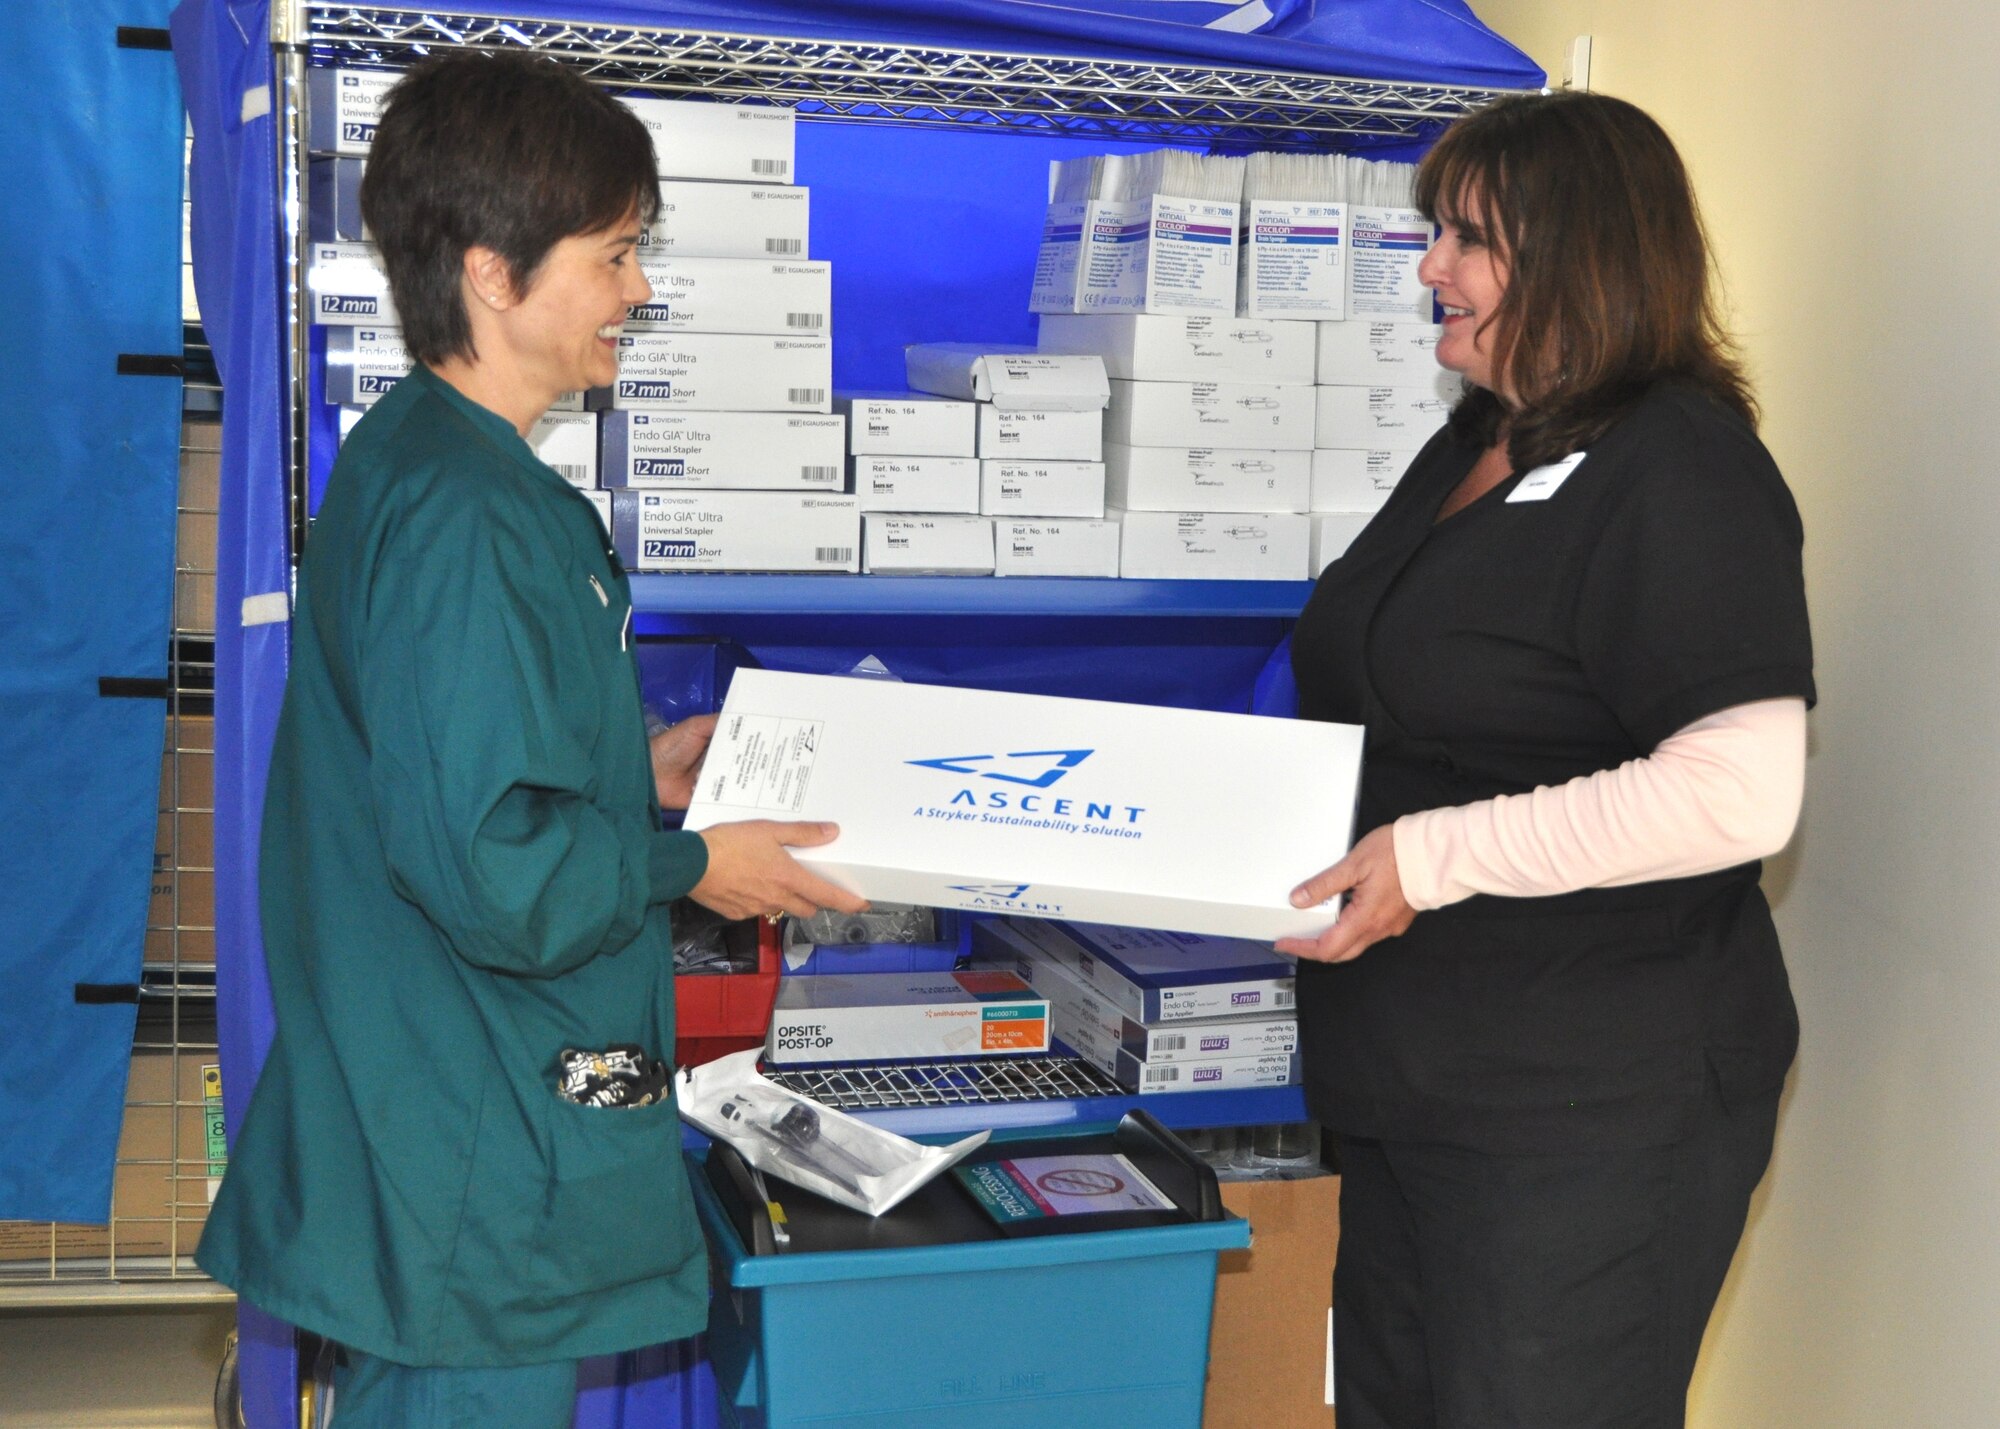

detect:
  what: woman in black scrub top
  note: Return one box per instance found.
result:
[1274,93,1814,1427]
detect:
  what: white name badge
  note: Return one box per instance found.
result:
[1506,450,1588,502]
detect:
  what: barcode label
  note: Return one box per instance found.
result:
[788,388,826,405]
[785,312,824,330]
[1154,1034,1187,1052]
[800,465,839,483]
[1145,1065,1180,1084]
[1278,990,1297,1008]
[751,158,789,176]
[814,546,854,564]
[765,238,803,255]
[553,464,591,486]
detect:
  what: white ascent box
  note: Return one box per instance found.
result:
[1113,507,1312,581]
[991,518,1121,578]
[1310,449,1409,512]
[307,68,397,155]
[307,242,396,327]
[976,406,1104,462]
[681,669,1365,942]
[862,514,996,574]
[837,392,978,457]
[1315,319,1443,384]
[1104,380,1316,451]
[853,456,981,513]
[979,460,1107,519]
[1104,443,1310,513]
[608,491,859,572]
[597,410,846,490]
[619,96,797,184]
[641,181,811,259]
[904,345,1110,411]
[599,334,832,413]
[529,411,600,489]
[1310,512,1373,576]
[628,255,831,336]
[1313,379,1457,451]
[1037,313,1316,386]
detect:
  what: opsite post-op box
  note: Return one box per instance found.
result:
[765,970,1050,1064]
[682,669,1365,942]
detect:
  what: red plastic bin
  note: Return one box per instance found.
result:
[674,917,782,1069]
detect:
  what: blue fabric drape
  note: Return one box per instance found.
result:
[0,0,183,1225]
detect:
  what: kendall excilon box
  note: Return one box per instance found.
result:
[765,971,1050,1064]
[681,669,1365,942]
[598,410,846,490]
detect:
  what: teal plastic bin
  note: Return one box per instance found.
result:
[691,1118,1249,1427]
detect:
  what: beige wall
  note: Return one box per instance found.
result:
[1468,2,2000,1424]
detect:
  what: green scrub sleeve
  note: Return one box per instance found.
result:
[651,828,709,904]
[358,491,659,980]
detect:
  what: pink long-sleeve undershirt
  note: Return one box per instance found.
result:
[1391,698,1807,912]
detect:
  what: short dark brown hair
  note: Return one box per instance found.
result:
[1416,91,1755,471]
[359,52,659,366]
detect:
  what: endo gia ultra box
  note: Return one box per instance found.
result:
[682,669,1365,941]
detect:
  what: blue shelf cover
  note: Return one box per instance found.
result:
[629,573,1314,617]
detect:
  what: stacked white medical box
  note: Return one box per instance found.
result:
[1037,314,1315,580]
[591,99,858,572]
[835,392,991,575]
[903,344,1119,576]
[970,917,1300,1094]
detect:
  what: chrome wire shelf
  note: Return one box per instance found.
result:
[292,4,1520,144]
[765,1055,1123,1111]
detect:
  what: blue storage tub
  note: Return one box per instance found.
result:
[690,1117,1248,1427]
[783,908,971,977]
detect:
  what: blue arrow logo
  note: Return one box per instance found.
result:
[906,748,1093,789]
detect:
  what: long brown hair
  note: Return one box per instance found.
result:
[1415,91,1755,472]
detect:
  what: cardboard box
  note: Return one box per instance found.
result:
[1114,508,1312,582]
[0,1050,224,1263]
[1313,380,1457,451]
[999,918,1298,1024]
[1346,204,1437,323]
[1310,512,1372,576]
[1119,1048,1299,1094]
[682,670,1364,941]
[619,96,797,184]
[977,405,1103,462]
[323,326,410,407]
[307,155,368,242]
[528,410,599,489]
[1205,1174,1341,1428]
[1310,448,1407,512]
[307,67,396,156]
[148,715,213,962]
[905,345,1110,411]
[766,971,1049,1063]
[609,491,860,572]
[1105,443,1310,513]
[862,514,995,575]
[307,241,396,327]
[598,409,845,490]
[979,460,1106,519]
[838,391,978,457]
[1315,318,1443,384]
[991,518,1121,578]
[1105,380,1315,452]
[1239,199,1348,320]
[853,456,981,514]
[592,406,844,490]
[642,180,811,259]
[628,255,831,335]
[598,333,832,413]
[1038,313,1316,386]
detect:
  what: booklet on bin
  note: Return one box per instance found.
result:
[681,669,1365,942]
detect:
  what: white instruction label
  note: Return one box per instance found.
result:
[1346,206,1435,323]
[702,713,822,812]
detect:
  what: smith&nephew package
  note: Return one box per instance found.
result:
[681,670,1365,942]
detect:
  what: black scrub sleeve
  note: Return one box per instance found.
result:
[1574,395,1816,752]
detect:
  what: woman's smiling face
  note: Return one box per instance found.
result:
[1418,196,1513,405]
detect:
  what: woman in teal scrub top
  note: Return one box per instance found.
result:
[196,53,865,1427]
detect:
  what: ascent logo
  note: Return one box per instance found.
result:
[946,883,1064,914]
[907,749,1092,788]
